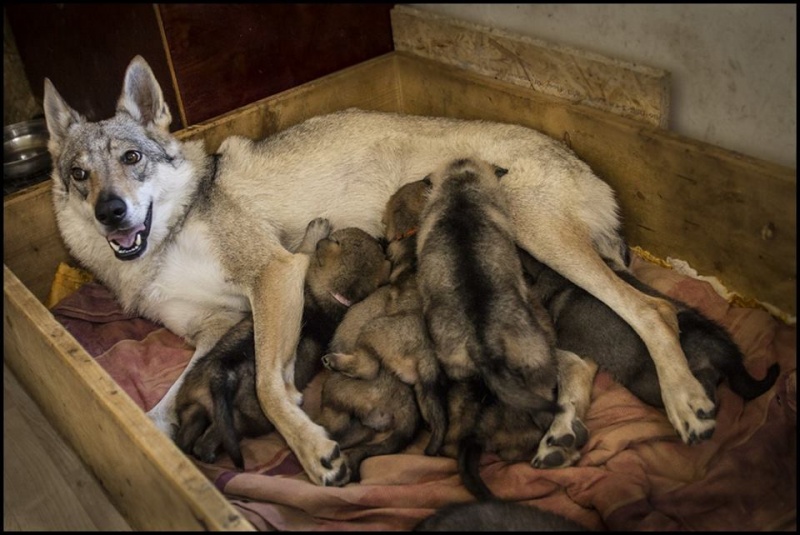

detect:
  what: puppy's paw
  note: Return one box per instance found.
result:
[321,352,352,375]
[662,381,717,445]
[532,418,587,469]
[300,218,332,251]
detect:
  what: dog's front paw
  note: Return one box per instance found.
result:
[298,436,351,487]
[147,403,179,438]
[532,418,587,469]
[662,379,716,445]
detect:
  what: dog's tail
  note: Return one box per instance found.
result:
[458,435,495,500]
[210,372,245,470]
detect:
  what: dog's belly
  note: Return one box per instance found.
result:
[215,109,618,248]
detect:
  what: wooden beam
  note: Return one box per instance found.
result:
[391,5,671,128]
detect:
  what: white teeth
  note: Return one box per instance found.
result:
[108,232,143,255]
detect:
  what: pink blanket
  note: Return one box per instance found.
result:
[51,257,797,531]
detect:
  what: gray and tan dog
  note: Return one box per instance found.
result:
[174,223,390,468]
[45,55,716,485]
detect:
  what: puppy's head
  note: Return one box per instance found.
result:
[383,177,432,242]
[428,157,508,192]
[306,227,390,312]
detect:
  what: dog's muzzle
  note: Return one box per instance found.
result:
[102,202,153,261]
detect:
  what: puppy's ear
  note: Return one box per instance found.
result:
[493,165,509,179]
[314,238,341,267]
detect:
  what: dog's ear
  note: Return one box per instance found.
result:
[117,55,172,131]
[43,78,84,156]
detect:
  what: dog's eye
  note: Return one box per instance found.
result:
[71,168,88,181]
[122,150,142,165]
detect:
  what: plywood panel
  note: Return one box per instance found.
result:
[5,4,182,130]
[159,4,395,126]
[395,53,796,314]
[392,5,670,128]
[178,53,401,153]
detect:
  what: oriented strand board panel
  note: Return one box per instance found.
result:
[395,53,796,315]
[392,5,671,128]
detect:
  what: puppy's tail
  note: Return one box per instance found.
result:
[458,435,496,501]
[211,373,245,470]
[725,358,780,401]
[679,311,780,401]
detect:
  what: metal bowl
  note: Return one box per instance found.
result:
[4,118,52,180]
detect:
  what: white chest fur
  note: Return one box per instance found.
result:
[137,220,250,340]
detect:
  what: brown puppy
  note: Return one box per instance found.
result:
[318,178,448,479]
[174,223,390,468]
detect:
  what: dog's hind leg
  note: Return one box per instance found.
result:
[251,250,350,486]
[533,349,596,468]
[513,221,716,445]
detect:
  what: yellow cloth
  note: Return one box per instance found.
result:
[46,262,95,309]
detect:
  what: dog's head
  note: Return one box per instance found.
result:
[44,56,188,261]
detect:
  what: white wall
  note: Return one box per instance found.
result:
[409,4,796,169]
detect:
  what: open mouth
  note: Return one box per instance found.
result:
[106,203,153,260]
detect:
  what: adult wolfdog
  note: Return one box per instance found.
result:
[44,55,716,486]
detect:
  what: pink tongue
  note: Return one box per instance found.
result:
[107,225,145,248]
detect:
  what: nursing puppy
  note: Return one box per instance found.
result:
[174,225,390,468]
[314,367,421,482]
[521,251,781,468]
[416,157,559,419]
[321,178,448,463]
[46,56,716,486]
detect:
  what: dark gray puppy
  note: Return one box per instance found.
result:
[521,248,780,468]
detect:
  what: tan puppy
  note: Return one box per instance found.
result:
[320,179,448,465]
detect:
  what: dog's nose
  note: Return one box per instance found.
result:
[95,195,128,227]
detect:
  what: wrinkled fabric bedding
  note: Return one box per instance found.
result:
[51,256,797,531]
